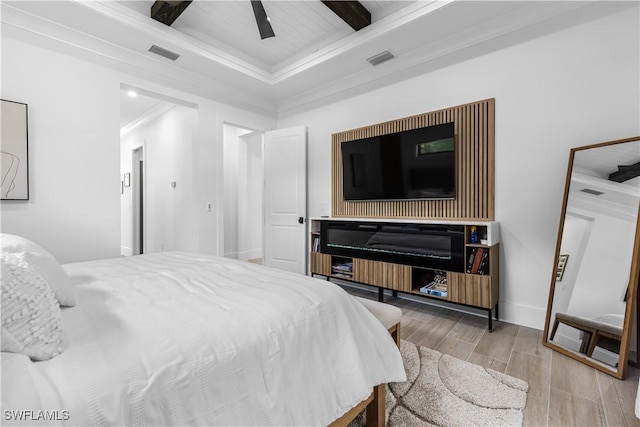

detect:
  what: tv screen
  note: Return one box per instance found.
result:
[341,122,455,201]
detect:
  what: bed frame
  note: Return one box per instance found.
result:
[329,317,401,427]
[330,385,384,427]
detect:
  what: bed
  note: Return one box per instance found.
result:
[1,241,406,426]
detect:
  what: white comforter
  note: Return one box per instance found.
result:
[1,252,405,426]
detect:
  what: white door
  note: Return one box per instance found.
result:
[263,125,307,274]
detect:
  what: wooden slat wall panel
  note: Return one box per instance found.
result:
[331,99,495,220]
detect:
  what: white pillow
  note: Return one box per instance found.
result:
[1,252,63,361]
[1,233,75,306]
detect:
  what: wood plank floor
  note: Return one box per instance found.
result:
[342,285,640,427]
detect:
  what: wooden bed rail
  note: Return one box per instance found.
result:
[329,384,384,427]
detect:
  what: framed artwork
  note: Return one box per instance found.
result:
[1,99,29,200]
[124,173,131,187]
[556,254,570,281]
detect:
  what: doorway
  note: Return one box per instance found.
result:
[132,146,144,255]
[223,123,264,263]
[120,86,197,256]
[222,123,307,274]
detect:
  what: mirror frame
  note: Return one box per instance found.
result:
[543,136,640,379]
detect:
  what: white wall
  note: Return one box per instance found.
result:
[223,125,263,260]
[238,131,263,261]
[551,208,634,356]
[566,211,634,318]
[552,214,592,315]
[277,9,640,329]
[1,35,277,263]
[1,38,121,263]
[121,105,198,255]
[223,125,243,258]
[120,133,137,256]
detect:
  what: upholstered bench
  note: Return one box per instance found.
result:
[355,296,402,346]
[550,312,623,356]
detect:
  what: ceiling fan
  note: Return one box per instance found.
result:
[150,0,371,40]
[249,0,275,40]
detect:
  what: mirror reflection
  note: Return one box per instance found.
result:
[546,138,640,374]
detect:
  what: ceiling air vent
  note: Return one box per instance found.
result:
[580,188,604,196]
[148,45,180,61]
[367,50,395,66]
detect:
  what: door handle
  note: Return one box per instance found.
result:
[298,217,304,224]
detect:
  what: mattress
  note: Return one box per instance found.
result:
[1,252,406,426]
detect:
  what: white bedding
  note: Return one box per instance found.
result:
[1,252,405,426]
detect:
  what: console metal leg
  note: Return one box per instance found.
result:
[378,287,384,302]
[392,290,398,298]
[488,309,493,332]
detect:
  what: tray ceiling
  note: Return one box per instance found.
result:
[118,1,412,72]
[2,1,635,115]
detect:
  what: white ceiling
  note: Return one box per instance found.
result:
[3,1,636,119]
[570,139,640,219]
[118,0,413,72]
[119,90,163,129]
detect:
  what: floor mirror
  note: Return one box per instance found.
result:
[543,136,640,379]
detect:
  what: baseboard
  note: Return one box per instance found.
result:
[498,300,547,330]
[332,280,547,331]
[237,249,262,261]
[121,246,132,256]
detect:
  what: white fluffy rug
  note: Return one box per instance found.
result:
[353,340,529,426]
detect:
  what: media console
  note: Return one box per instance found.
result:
[310,218,500,331]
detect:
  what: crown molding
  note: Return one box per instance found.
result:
[74,0,273,83]
[120,102,177,136]
[1,3,278,116]
[270,0,455,83]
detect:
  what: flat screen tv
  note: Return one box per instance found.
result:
[341,122,456,201]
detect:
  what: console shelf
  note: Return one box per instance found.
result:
[309,218,500,331]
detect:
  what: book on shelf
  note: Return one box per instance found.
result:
[331,262,353,275]
[466,247,483,274]
[312,236,321,252]
[466,248,476,273]
[419,282,447,297]
[477,250,489,275]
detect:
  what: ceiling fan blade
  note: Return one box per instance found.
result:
[250,0,275,40]
[321,1,371,31]
[150,1,192,26]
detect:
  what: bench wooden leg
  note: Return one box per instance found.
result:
[389,323,401,347]
[550,319,560,341]
[366,384,385,427]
